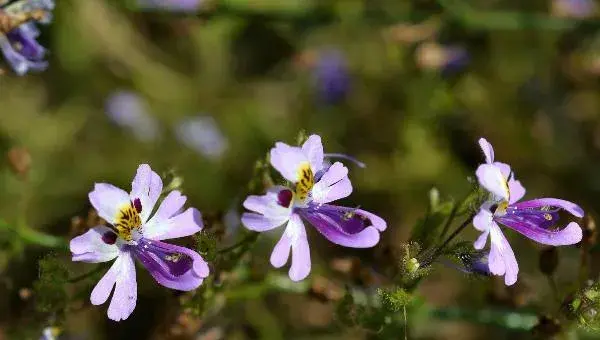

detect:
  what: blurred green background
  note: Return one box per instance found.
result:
[1,0,600,339]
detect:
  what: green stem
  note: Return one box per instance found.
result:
[0,219,66,248]
[217,232,259,254]
[438,202,458,241]
[421,214,474,267]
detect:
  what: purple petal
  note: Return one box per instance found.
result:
[143,191,192,240]
[6,27,45,61]
[70,226,119,263]
[488,224,519,285]
[287,214,311,281]
[241,187,292,232]
[512,198,584,218]
[497,212,583,246]
[478,138,494,164]
[270,142,310,182]
[301,135,324,173]
[0,35,47,76]
[474,230,489,250]
[90,253,137,321]
[241,212,288,232]
[476,164,510,201]
[134,238,208,291]
[88,183,131,224]
[473,208,493,232]
[130,164,163,223]
[145,207,203,241]
[270,232,292,268]
[355,208,387,231]
[299,204,382,248]
[311,162,352,204]
[107,253,137,321]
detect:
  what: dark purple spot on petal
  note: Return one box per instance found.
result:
[102,231,117,245]
[133,198,142,213]
[135,238,195,279]
[277,189,293,208]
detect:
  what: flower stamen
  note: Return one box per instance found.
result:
[114,200,143,241]
[295,163,314,201]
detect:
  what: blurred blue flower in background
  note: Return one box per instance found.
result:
[0,0,54,75]
[105,91,161,142]
[552,0,596,18]
[137,0,202,11]
[313,49,351,105]
[174,115,228,160]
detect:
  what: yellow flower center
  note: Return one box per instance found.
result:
[295,163,314,201]
[114,200,142,241]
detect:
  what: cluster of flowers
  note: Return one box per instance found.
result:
[70,134,583,321]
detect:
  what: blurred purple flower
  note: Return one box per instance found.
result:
[174,116,228,160]
[105,91,161,142]
[313,49,351,105]
[473,138,583,286]
[0,0,54,75]
[70,164,209,321]
[137,0,202,11]
[552,0,596,18]
[416,42,469,76]
[241,135,386,281]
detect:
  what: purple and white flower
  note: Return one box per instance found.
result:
[0,0,54,75]
[70,164,209,321]
[473,138,583,285]
[241,135,386,281]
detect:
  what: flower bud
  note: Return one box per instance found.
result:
[539,247,559,276]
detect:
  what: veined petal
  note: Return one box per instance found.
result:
[268,214,311,280]
[270,142,310,182]
[270,232,292,268]
[311,162,352,204]
[144,208,203,241]
[107,253,137,321]
[241,213,289,232]
[488,224,519,285]
[70,226,119,263]
[476,164,510,201]
[130,164,163,223]
[302,135,325,174]
[497,213,583,246]
[90,252,137,321]
[512,198,584,218]
[494,162,526,204]
[478,138,494,164]
[89,183,130,224]
[241,187,293,232]
[473,208,493,232]
[287,214,311,281]
[299,204,381,248]
[474,229,489,250]
[134,238,208,291]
